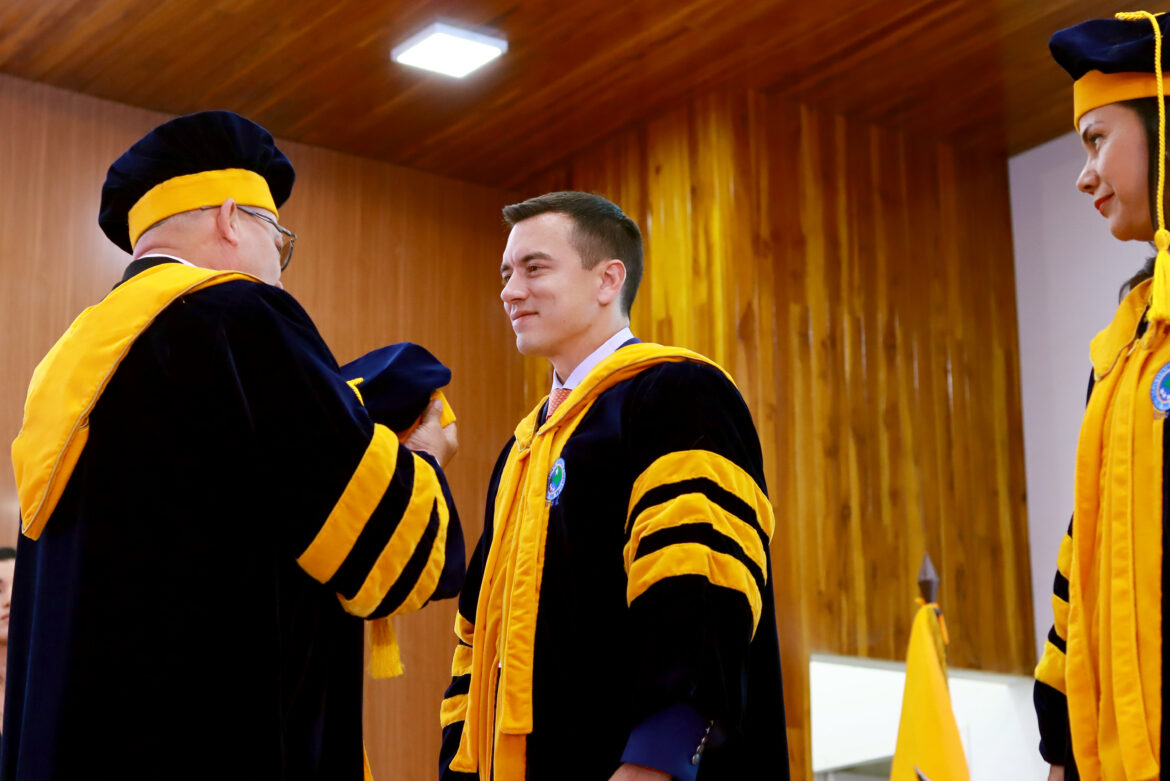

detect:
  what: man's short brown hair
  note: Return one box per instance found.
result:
[502,191,643,315]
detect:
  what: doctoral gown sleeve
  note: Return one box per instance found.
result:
[618,361,778,778]
[214,282,465,619]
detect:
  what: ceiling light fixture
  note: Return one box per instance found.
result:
[391,22,508,78]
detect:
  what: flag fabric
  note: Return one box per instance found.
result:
[890,602,970,781]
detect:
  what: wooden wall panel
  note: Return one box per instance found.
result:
[1,67,1035,781]
[276,140,525,781]
[520,87,1033,779]
[0,72,525,781]
[0,0,1141,186]
[0,73,163,543]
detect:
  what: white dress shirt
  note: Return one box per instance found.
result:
[551,327,635,394]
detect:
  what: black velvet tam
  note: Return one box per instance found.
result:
[99,110,295,252]
[339,343,452,432]
[1051,14,1170,81]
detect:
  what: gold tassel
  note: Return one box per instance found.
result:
[1117,12,1170,322]
[370,617,405,678]
[433,389,457,427]
[1150,228,1170,323]
[395,390,457,444]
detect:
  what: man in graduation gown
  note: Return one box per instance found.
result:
[438,191,789,781]
[3,111,464,780]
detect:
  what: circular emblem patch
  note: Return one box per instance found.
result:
[546,458,567,503]
[1154,363,1170,412]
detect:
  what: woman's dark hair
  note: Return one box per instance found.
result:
[1118,98,1161,299]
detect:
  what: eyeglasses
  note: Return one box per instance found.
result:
[238,205,297,270]
[200,204,297,270]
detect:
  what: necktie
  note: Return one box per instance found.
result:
[547,387,571,416]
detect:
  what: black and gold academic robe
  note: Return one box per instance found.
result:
[2,258,464,780]
[1033,409,1170,780]
[439,346,789,781]
[1034,279,1168,779]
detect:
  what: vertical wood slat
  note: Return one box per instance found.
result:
[2,69,1034,780]
[766,95,816,781]
[519,86,1033,780]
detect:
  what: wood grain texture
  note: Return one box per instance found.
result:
[521,87,1034,779]
[2,64,1035,780]
[0,72,524,781]
[0,0,1142,188]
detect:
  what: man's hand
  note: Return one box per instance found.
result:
[608,764,669,781]
[403,400,458,468]
[1048,765,1064,781]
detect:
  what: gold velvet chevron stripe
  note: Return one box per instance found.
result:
[298,423,399,582]
[623,449,774,631]
[441,694,469,728]
[626,492,768,574]
[627,542,763,630]
[388,460,451,616]
[337,454,446,618]
[440,612,477,730]
[455,612,475,644]
[450,343,734,781]
[628,449,774,551]
[451,643,473,676]
[1035,531,1073,695]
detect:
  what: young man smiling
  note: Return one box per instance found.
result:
[440,192,789,781]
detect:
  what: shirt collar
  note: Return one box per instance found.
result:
[117,254,195,287]
[140,253,194,266]
[552,327,635,392]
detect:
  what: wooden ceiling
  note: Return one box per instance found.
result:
[0,0,1139,187]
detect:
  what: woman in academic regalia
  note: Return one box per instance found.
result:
[1035,12,1170,781]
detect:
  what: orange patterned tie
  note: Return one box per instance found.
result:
[547,387,572,416]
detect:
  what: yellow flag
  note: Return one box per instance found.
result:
[890,604,970,781]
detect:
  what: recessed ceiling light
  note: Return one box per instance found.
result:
[392,22,508,78]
